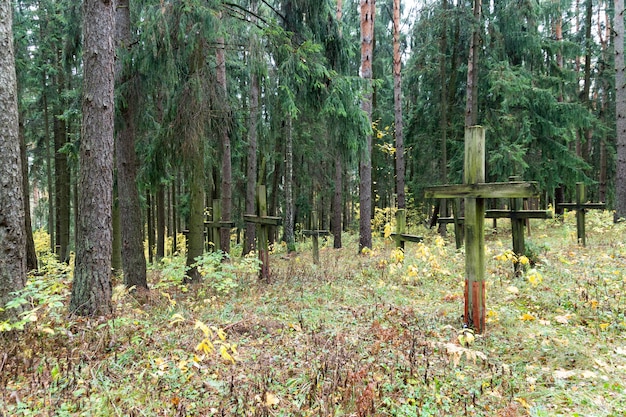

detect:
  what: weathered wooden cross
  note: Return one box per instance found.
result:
[424,127,540,333]
[302,210,329,265]
[243,185,282,280]
[204,200,234,253]
[557,182,605,246]
[389,209,423,250]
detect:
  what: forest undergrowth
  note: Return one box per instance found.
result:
[2,210,626,416]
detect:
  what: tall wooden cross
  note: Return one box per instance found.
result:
[302,210,329,265]
[558,182,605,246]
[204,200,234,253]
[424,127,540,333]
[243,185,282,280]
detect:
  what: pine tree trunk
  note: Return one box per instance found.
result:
[115,0,148,288]
[616,0,626,221]
[42,70,54,252]
[157,184,166,261]
[216,30,232,255]
[244,66,259,256]
[437,0,449,235]
[19,102,37,271]
[70,0,115,316]
[0,0,27,312]
[54,64,70,263]
[359,0,375,252]
[172,177,178,254]
[111,196,122,274]
[285,116,296,252]
[186,144,205,282]
[393,0,405,210]
[146,190,154,264]
[332,153,343,248]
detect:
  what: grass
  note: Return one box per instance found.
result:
[2,210,626,416]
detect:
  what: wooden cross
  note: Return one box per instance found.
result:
[389,209,423,249]
[204,200,234,253]
[424,127,540,333]
[243,185,282,280]
[302,210,329,265]
[557,182,605,246]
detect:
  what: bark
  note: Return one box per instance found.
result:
[284,117,296,252]
[54,61,70,263]
[111,196,122,274]
[616,0,626,221]
[465,0,481,127]
[0,0,27,312]
[157,184,166,260]
[393,0,405,209]
[172,177,178,254]
[359,0,375,251]
[19,102,37,271]
[332,153,343,248]
[185,144,205,282]
[146,190,154,263]
[244,61,259,255]
[70,0,115,316]
[216,26,232,255]
[115,0,147,288]
[43,70,54,252]
[438,0,449,235]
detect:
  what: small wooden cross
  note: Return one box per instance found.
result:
[302,210,329,265]
[425,127,540,333]
[389,209,423,250]
[243,185,282,280]
[557,182,605,246]
[204,200,234,253]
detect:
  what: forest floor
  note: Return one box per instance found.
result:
[2,210,626,416]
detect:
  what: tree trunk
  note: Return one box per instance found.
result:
[19,96,37,272]
[0,0,27,312]
[332,153,343,248]
[70,0,115,316]
[186,143,205,282]
[157,183,166,261]
[172,177,178,254]
[284,116,296,252]
[42,70,54,252]
[115,0,147,288]
[615,0,626,221]
[244,66,259,255]
[54,61,70,263]
[146,190,154,264]
[465,0,481,127]
[437,0,449,236]
[216,27,232,255]
[359,0,375,252]
[393,0,405,210]
[111,195,122,275]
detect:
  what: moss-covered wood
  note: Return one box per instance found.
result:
[558,182,605,246]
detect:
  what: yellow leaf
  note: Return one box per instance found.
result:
[220,345,235,364]
[169,313,185,326]
[196,339,214,355]
[195,320,212,338]
[506,286,519,295]
[515,397,531,409]
[265,392,280,407]
[520,313,536,321]
[384,223,392,239]
[599,323,610,331]
[217,328,227,341]
[40,327,55,335]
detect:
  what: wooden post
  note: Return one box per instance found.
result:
[558,182,605,246]
[463,127,486,334]
[386,208,423,248]
[302,210,329,265]
[243,185,282,280]
[425,127,541,333]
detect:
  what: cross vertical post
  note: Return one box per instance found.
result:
[557,182,605,246]
[463,126,486,333]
